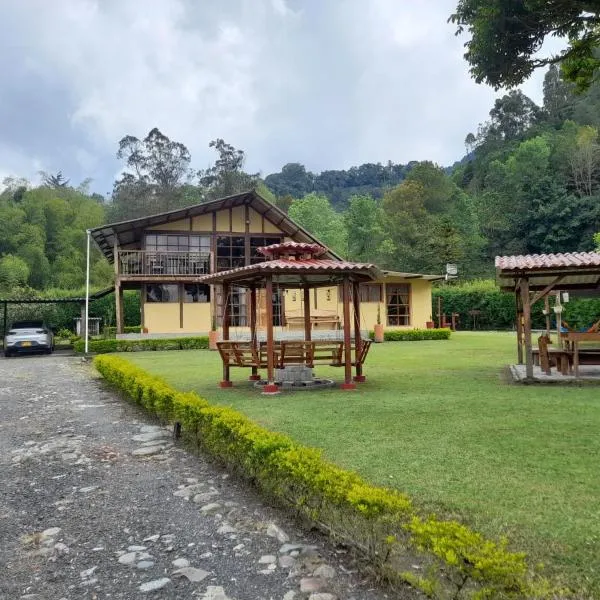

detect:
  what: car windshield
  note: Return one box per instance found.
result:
[11,321,45,330]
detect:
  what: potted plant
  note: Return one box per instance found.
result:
[426,316,435,329]
[208,314,219,350]
[374,304,384,343]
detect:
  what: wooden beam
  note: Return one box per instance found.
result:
[353,281,365,382]
[264,275,278,392]
[521,278,534,379]
[303,287,311,343]
[530,275,566,306]
[341,277,355,390]
[220,282,231,387]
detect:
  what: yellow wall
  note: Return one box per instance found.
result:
[144,303,211,333]
[283,278,433,331]
[249,208,262,232]
[216,210,229,231]
[192,214,212,231]
[231,206,245,232]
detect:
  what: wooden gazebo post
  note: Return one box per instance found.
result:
[352,280,365,382]
[219,282,232,388]
[303,286,311,342]
[520,277,534,379]
[263,274,279,394]
[341,276,356,390]
[249,286,260,381]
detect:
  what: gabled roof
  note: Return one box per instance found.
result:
[90,190,341,263]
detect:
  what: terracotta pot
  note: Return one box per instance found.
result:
[373,324,384,343]
[426,321,434,329]
[208,330,219,350]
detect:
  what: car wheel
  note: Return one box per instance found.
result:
[4,351,11,358]
[45,348,53,355]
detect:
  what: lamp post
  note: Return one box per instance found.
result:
[85,229,91,354]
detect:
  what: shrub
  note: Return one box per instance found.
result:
[368,328,451,342]
[94,355,553,599]
[73,336,209,354]
[103,325,142,337]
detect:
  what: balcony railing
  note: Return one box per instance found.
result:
[117,250,211,277]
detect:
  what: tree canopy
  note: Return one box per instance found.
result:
[450,0,600,91]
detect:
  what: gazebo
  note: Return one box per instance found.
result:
[200,241,381,392]
[496,251,600,379]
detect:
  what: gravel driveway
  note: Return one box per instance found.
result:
[0,355,411,600]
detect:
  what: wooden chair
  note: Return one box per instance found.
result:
[217,342,264,369]
[537,334,570,375]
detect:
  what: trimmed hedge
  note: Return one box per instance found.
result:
[369,328,452,342]
[103,325,143,337]
[433,279,600,331]
[74,336,209,354]
[94,355,554,599]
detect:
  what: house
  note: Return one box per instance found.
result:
[90,191,442,335]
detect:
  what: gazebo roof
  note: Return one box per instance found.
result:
[200,241,381,288]
[496,251,600,292]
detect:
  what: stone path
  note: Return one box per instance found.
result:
[0,354,414,600]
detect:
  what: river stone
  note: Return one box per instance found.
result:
[133,431,168,442]
[128,545,147,552]
[173,566,210,582]
[313,565,336,578]
[266,523,290,543]
[278,555,296,568]
[258,554,276,564]
[139,577,171,592]
[41,527,61,539]
[172,558,190,568]
[137,560,155,570]
[132,446,163,457]
[300,578,327,593]
[118,551,137,565]
[308,594,337,600]
[199,502,221,514]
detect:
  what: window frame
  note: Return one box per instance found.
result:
[386,283,411,326]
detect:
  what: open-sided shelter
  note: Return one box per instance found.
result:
[496,251,600,378]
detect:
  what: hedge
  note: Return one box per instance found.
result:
[369,328,451,342]
[103,325,143,337]
[74,336,209,354]
[433,279,600,331]
[94,355,555,599]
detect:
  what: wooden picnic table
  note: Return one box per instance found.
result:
[560,332,600,377]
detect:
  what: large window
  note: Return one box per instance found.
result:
[337,284,383,303]
[250,236,282,264]
[146,284,179,303]
[145,234,210,253]
[183,284,210,303]
[229,287,247,326]
[216,236,245,271]
[386,284,410,326]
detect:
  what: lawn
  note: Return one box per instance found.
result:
[121,332,600,592]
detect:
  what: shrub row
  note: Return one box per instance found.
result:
[369,328,452,342]
[433,279,600,331]
[103,325,143,336]
[94,355,553,599]
[74,336,209,354]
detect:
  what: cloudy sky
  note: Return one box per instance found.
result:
[0,0,559,195]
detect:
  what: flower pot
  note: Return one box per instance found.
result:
[426,321,434,329]
[373,324,384,343]
[208,330,219,350]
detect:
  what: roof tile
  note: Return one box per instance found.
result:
[495,252,600,271]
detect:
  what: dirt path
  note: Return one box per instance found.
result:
[0,354,411,600]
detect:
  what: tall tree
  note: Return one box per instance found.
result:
[197,139,259,201]
[110,128,192,220]
[344,194,386,263]
[40,171,70,188]
[450,0,600,90]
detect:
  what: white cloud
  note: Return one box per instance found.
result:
[0,0,565,191]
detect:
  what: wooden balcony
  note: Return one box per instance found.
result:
[117,250,211,279]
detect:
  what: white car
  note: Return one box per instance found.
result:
[4,320,55,357]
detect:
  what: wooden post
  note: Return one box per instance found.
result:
[341,277,356,390]
[303,287,311,342]
[353,281,365,382]
[544,295,551,336]
[515,286,523,364]
[263,275,279,393]
[115,284,124,335]
[249,287,260,381]
[521,278,534,380]
[220,282,232,387]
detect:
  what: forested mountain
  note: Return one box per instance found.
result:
[2,63,600,294]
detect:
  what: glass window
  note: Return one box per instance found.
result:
[183,284,210,303]
[216,236,246,271]
[229,287,247,326]
[145,234,210,254]
[146,284,179,303]
[360,284,382,303]
[386,284,410,326]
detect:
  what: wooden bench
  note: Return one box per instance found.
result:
[217,342,265,369]
[286,310,341,330]
[537,334,571,375]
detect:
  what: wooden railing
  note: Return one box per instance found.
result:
[117,250,211,277]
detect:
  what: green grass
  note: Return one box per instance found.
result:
[120,332,600,592]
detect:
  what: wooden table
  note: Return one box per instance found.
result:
[560,332,600,377]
